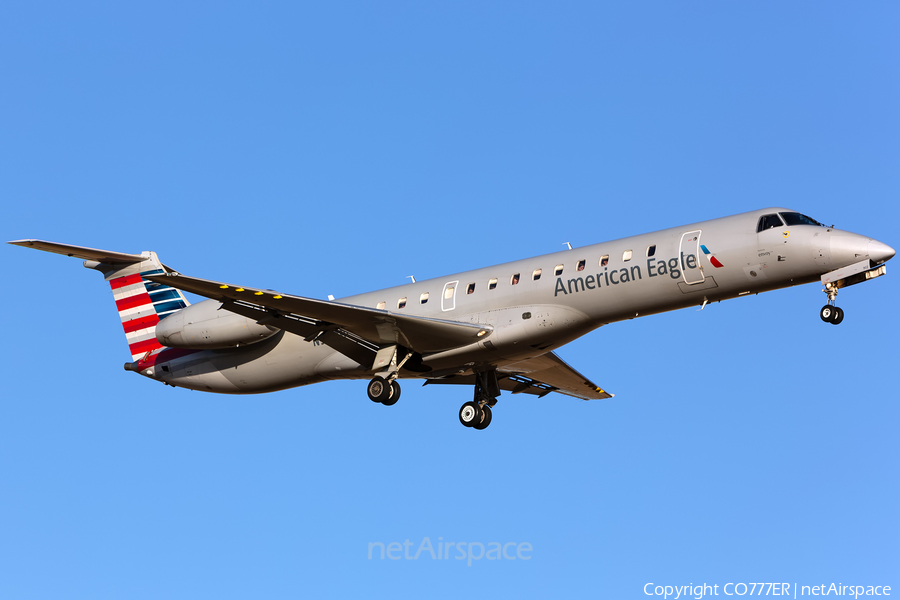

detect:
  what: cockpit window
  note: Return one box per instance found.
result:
[780,212,824,227]
[757,214,785,232]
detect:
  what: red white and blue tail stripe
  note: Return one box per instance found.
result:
[106,253,190,361]
[110,270,190,361]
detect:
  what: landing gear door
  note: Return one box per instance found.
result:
[679,230,705,285]
[441,280,459,312]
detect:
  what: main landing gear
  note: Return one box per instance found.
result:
[458,370,501,431]
[366,346,412,406]
[367,358,502,431]
[367,376,401,406]
[459,402,492,430]
[820,283,844,325]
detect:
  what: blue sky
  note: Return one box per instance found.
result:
[2,2,897,598]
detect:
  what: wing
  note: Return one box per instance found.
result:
[498,352,612,399]
[425,351,613,400]
[143,272,492,356]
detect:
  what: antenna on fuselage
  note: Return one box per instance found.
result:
[563,242,573,250]
[407,275,416,283]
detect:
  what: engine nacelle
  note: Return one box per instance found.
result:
[155,299,278,350]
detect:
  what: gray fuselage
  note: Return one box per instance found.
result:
[141,207,887,394]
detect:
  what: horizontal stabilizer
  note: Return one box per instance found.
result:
[8,239,146,264]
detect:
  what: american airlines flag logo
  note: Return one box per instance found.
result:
[700,245,724,268]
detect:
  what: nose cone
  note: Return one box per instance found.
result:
[868,239,895,264]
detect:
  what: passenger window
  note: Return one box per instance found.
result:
[444,286,455,299]
[488,278,498,290]
[757,214,785,232]
[647,245,656,257]
[420,292,429,304]
[466,283,476,295]
[623,250,633,262]
[510,273,520,285]
[577,259,585,271]
[554,264,564,276]
[600,255,609,267]
[532,269,542,281]
[377,301,386,310]
[398,297,407,309]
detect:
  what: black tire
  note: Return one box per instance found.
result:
[831,306,844,325]
[367,377,391,403]
[382,381,401,406]
[473,404,492,430]
[820,306,834,323]
[459,401,480,427]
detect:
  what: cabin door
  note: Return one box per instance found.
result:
[679,230,706,285]
[441,280,458,312]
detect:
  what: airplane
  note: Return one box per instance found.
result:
[9,207,894,430]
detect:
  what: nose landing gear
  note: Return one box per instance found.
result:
[818,257,891,326]
[820,304,844,325]
[820,283,844,325]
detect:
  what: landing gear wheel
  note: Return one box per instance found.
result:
[382,381,401,406]
[473,404,492,430]
[459,401,480,427]
[830,306,844,325]
[367,377,392,403]
[820,305,845,325]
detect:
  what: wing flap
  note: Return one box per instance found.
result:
[144,272,492,354]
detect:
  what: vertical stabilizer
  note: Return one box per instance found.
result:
[87,253,191,361]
